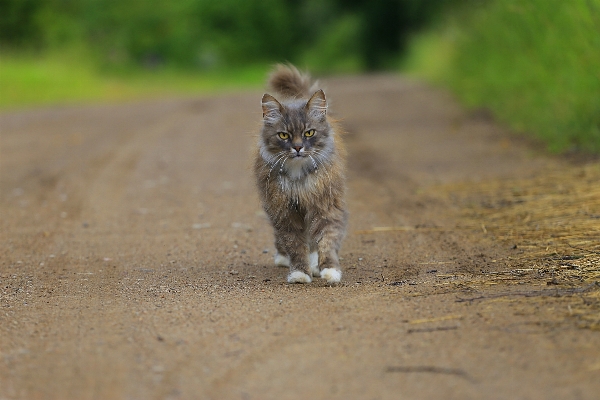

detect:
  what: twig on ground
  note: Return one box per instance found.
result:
[407,326,459,334]
[355,226,447,234]
[385,366,474,382]
[456,282,599,303]
[409,315,463,324]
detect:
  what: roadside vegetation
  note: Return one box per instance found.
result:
[403,0,600,153]
[0,52,267,109]
[0,0,451,109]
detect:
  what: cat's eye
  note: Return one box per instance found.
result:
[304,129,316,137]
[277,132,289,140]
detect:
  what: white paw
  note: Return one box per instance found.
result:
[287,271,312,284]
[274,252,290,267]
[309,252,319,276]
[320,268,341,283]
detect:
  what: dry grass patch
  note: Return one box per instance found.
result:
[441,162,600,330]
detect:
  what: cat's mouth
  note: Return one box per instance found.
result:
[288,155,307,163]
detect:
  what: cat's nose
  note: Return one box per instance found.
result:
[293,146,303,153]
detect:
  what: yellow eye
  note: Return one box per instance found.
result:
[277,132,289,140]
[304,129,316,137]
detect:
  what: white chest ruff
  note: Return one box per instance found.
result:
[278,172,318,203]
[284,157,308,180]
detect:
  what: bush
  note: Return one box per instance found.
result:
[0,0,455,72]
[405,0,600,153]
[301,13,365,73]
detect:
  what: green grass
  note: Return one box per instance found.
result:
[403,0,600,153]
[0,52,266,110]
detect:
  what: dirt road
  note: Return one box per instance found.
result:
[1,75,599,399]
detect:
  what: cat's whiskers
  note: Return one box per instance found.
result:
[267,154,288,188]
[278,156,290,191]
[265,152,288,200]
[308,154,318,172]
[267,150,286,164]
[267,153,287,177]
[260,149,284,170]
[311,148,333,165]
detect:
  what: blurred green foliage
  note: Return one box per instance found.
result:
[0,0,454,72]
[0,52,269,108]
[404,0,600,153]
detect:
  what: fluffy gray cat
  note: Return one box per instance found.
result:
[254,65,348,284]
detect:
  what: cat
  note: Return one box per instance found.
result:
[254,64,348,284]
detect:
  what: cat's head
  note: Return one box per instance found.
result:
[259,90,334,176]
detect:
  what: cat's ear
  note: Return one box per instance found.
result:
[306,89,327,121]
[262,93,283,123]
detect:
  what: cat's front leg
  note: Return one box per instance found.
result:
[275,230,312,283]
[308,241,320,277]
[313,210,348,283]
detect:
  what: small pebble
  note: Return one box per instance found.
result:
[192,223,211,230]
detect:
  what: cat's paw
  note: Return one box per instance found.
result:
[274,252,290,268]
[309,252,319,277]
[320,268,341,284]
[287,271,312,284]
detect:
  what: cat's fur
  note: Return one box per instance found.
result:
[254,64,348,284]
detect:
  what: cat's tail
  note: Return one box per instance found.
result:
[268,64,318,99]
